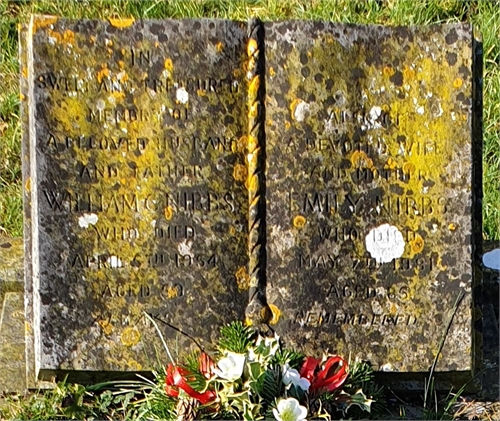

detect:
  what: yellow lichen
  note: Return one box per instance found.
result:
[244,318,253,326]
[233,163,247,182]
[402,162,416,175]
[453,78,463,88]
[121,327,140,346]
[127,359,142,370]
[32,16,58,33]
[24,177,31,193]
[108,17,135,28]
[166,286,179,298]
[410,235,425,254]
[403,64,415,81]
[247,174,258,192]
[215,41,224,52]
[247,135,258,151]
[384,157,398,170]
[47,29,75,45]
[383,66,395,77]
[293,215,306,229]
[248,103,258,118]
[164,206,174,221]
[289,98,303,121]
[448,223,457,231]
[96,64,109,83]
[267,304,281,325]
[248,76,260,98]
[269,67,276,77]
[164,58,173,72]
[98,320,113,335]
[247,39,258,56]
[235,266,250,290]
[231,135,246,154]
[351,150,374,169]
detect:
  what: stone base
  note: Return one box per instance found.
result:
[0,238,26,392]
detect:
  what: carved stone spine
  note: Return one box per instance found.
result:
[245,20,267,324]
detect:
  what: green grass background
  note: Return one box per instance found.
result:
[1,0,499,239]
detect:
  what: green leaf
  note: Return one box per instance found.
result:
[335,389,373,415]
[258,366,283,406]
[218,321,255,354]
[270,348,304,369]
[249,362,262,380]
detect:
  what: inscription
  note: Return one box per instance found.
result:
[294,311,418,327]
[143,76,239,94]
[298,254,435,272]
[101,283,151,299]
[326,284,409,301]
[99,282,184,301]
[323,107,394,128]
[154,225,195,239]
[92,225,139,241]
[285,136,387,155]
[46,133,237,153]
[36,72,89,91]
[289,190,447,216]
[43,189,236,213]
[71,253,218,269]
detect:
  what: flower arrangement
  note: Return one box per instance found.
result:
[152,321,382,420]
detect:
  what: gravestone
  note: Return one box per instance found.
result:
[21,16,481,384]
[22,16,250,381]
[264,22,482,376]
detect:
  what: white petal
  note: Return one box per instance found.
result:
[273,408,282,421]
[297,377,310,390]
[277,398,291,413]
[295,404,308,420]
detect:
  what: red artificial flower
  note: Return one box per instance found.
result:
[165,361,216,404]
[300,355,348,393]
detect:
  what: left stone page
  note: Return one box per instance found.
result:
[22,16,249,377]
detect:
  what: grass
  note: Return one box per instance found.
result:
[0,0,499,238]
[0,0,498,419]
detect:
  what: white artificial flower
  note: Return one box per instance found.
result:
[255,334,280,355]
[282,364,310,391]
[247,347,258,362]
[273,397,307,421]
[213,351,246,381]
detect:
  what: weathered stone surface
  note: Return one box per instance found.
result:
[22,17,482,382]
[0,238,26,391]
[264,22,481,373]
[0,293,26,391]
[22,17,249,377]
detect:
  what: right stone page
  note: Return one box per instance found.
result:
[264,22,478,372]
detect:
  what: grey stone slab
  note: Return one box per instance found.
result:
[22,16,249,379]
[263,22,481,375]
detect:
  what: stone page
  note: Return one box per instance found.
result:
[23,16,249,376]
[264,22,479,372]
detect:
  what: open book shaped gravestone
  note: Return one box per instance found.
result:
[21,16,482,384]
